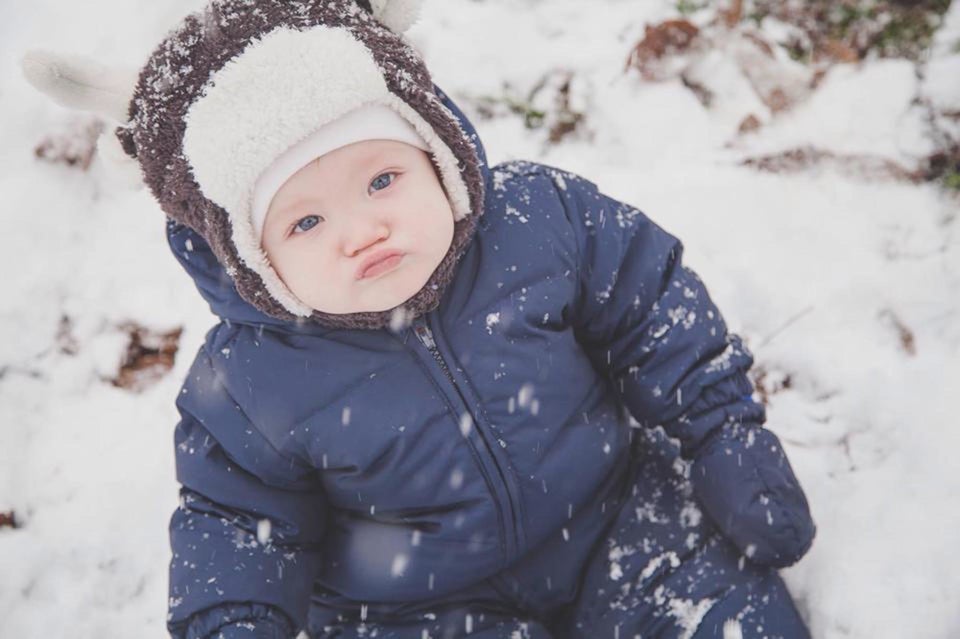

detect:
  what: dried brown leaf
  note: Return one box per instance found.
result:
[0,511,18,529]
[878,309,917,356]
[751,365,793,407]
[627,20,701,80]
[34,118,104,171]
[110,322,183,393]
[547,73,586,144]
[741,31,776,58]
[738,114,762,134]
[681,73,714,107]
[815,38,861,64]
[721,0,744,29]
[741,146,920,182]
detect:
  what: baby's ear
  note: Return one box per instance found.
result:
[20,49,143,186]
[369,0,426,33]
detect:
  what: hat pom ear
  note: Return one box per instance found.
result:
[21,49,143,185]
[20,49,138,124]
[369,0,426,33]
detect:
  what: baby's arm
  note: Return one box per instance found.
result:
[168,350,328,638]
[552,169,815,569]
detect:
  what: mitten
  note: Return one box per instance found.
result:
[691,423,816,568]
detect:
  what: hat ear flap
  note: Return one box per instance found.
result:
[369,0,426,33]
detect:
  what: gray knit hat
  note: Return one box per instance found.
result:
[22,0,485,330]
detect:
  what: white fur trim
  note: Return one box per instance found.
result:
[20,49,137,124]
[182,24,471,317]
[383,94,472,221]
[370,0,425,33]
[251,103,430,242]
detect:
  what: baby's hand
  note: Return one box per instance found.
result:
[691,424,816,568]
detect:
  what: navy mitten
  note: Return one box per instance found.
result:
[691,424,816,568]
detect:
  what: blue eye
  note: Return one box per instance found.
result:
[292,215,324,235]
[369,172,396,193]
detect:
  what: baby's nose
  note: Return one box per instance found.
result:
[343,217,390,257]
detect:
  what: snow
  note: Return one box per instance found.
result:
[723,618,744,639]
[458,412,473,437]
[448,467,464,490]
[256,518,271,545]
[733,60,936,162]
[1,0,958,638]
[485,311,501,334]
[668,595,717,639]
[390,552,409,578]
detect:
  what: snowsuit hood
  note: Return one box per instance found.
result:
[117,0,486,330]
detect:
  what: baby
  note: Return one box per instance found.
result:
[23,1,816,637]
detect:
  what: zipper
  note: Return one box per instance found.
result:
[409,314,522,562]
[413,322,457,387]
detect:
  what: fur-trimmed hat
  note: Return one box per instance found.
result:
[21,0,485,330]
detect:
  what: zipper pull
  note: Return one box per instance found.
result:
[414,320,437,350]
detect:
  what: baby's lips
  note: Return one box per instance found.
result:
[356,248,406,280]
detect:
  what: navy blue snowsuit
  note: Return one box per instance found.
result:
[165,88,815,639]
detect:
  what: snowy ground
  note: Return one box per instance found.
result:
[1,1,958,637]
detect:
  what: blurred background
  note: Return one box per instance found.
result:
[1,0,958,637]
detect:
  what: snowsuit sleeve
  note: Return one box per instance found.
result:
[168,348,328,639]
[553,169,815,569]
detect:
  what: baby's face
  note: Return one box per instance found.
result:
[260,140,455,314]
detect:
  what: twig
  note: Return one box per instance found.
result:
[756,305,815,349]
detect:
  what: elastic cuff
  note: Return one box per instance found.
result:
[176,603,297,639]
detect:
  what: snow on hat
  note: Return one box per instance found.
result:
[22,0,486,331]
[251,103,431,245]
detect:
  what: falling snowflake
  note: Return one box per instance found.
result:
[485,312,501,334]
